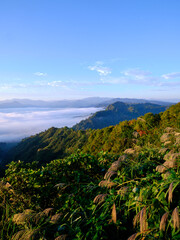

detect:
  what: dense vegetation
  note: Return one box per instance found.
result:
[73,102,167,130]
[0,102,179,239]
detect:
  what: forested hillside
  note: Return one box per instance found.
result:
[0,103,179,240]
[73,102,167,130]
[6,103,175,166]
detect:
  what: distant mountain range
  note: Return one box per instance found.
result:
[73,102,167,130]
[0,97,174,109]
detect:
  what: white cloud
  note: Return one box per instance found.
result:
[0,80,82,91]
[99,68,180,88]
[104,68,156,85]
[100,76,128,84]
[120,69,180,87]
[0,83,28,89]
[34,72,47,77]
[0,81,65,89]
[88,62,111,76]
[47,81,62,87]
[122,69,151,79]
[0,108,100,141]
[158,81,180,87]
[161,72,180,79]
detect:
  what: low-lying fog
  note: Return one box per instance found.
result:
[0,107,100,142]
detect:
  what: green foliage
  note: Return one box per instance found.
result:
[161,102,180,128]
[1,146,179,239]
[0,102,179,239]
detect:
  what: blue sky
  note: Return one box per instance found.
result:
[0,0,180,101]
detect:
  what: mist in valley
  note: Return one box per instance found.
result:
[0,107,100,142]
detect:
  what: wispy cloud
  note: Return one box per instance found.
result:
[1,66,180,94]
[158,81,180,87]
[0,81,78,91]
[34,72,47,77]
[122,68,158,85]
[98,68,156,86]
[0,83,29,89]
[0,81,69,89]
[88,62,111,76]
[98,67,180,88]
[47,81,62,87]
[161,72,180,79]
[100,76,128,84]
[122,69,151,79]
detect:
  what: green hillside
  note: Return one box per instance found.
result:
[6,103,175,165]
[73,102,167,130]
[0,102,179,240]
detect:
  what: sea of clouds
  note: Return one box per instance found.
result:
[0,107,100,142]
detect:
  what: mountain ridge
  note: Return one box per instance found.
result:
[73,101,167,130]
[0,97,173,108]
